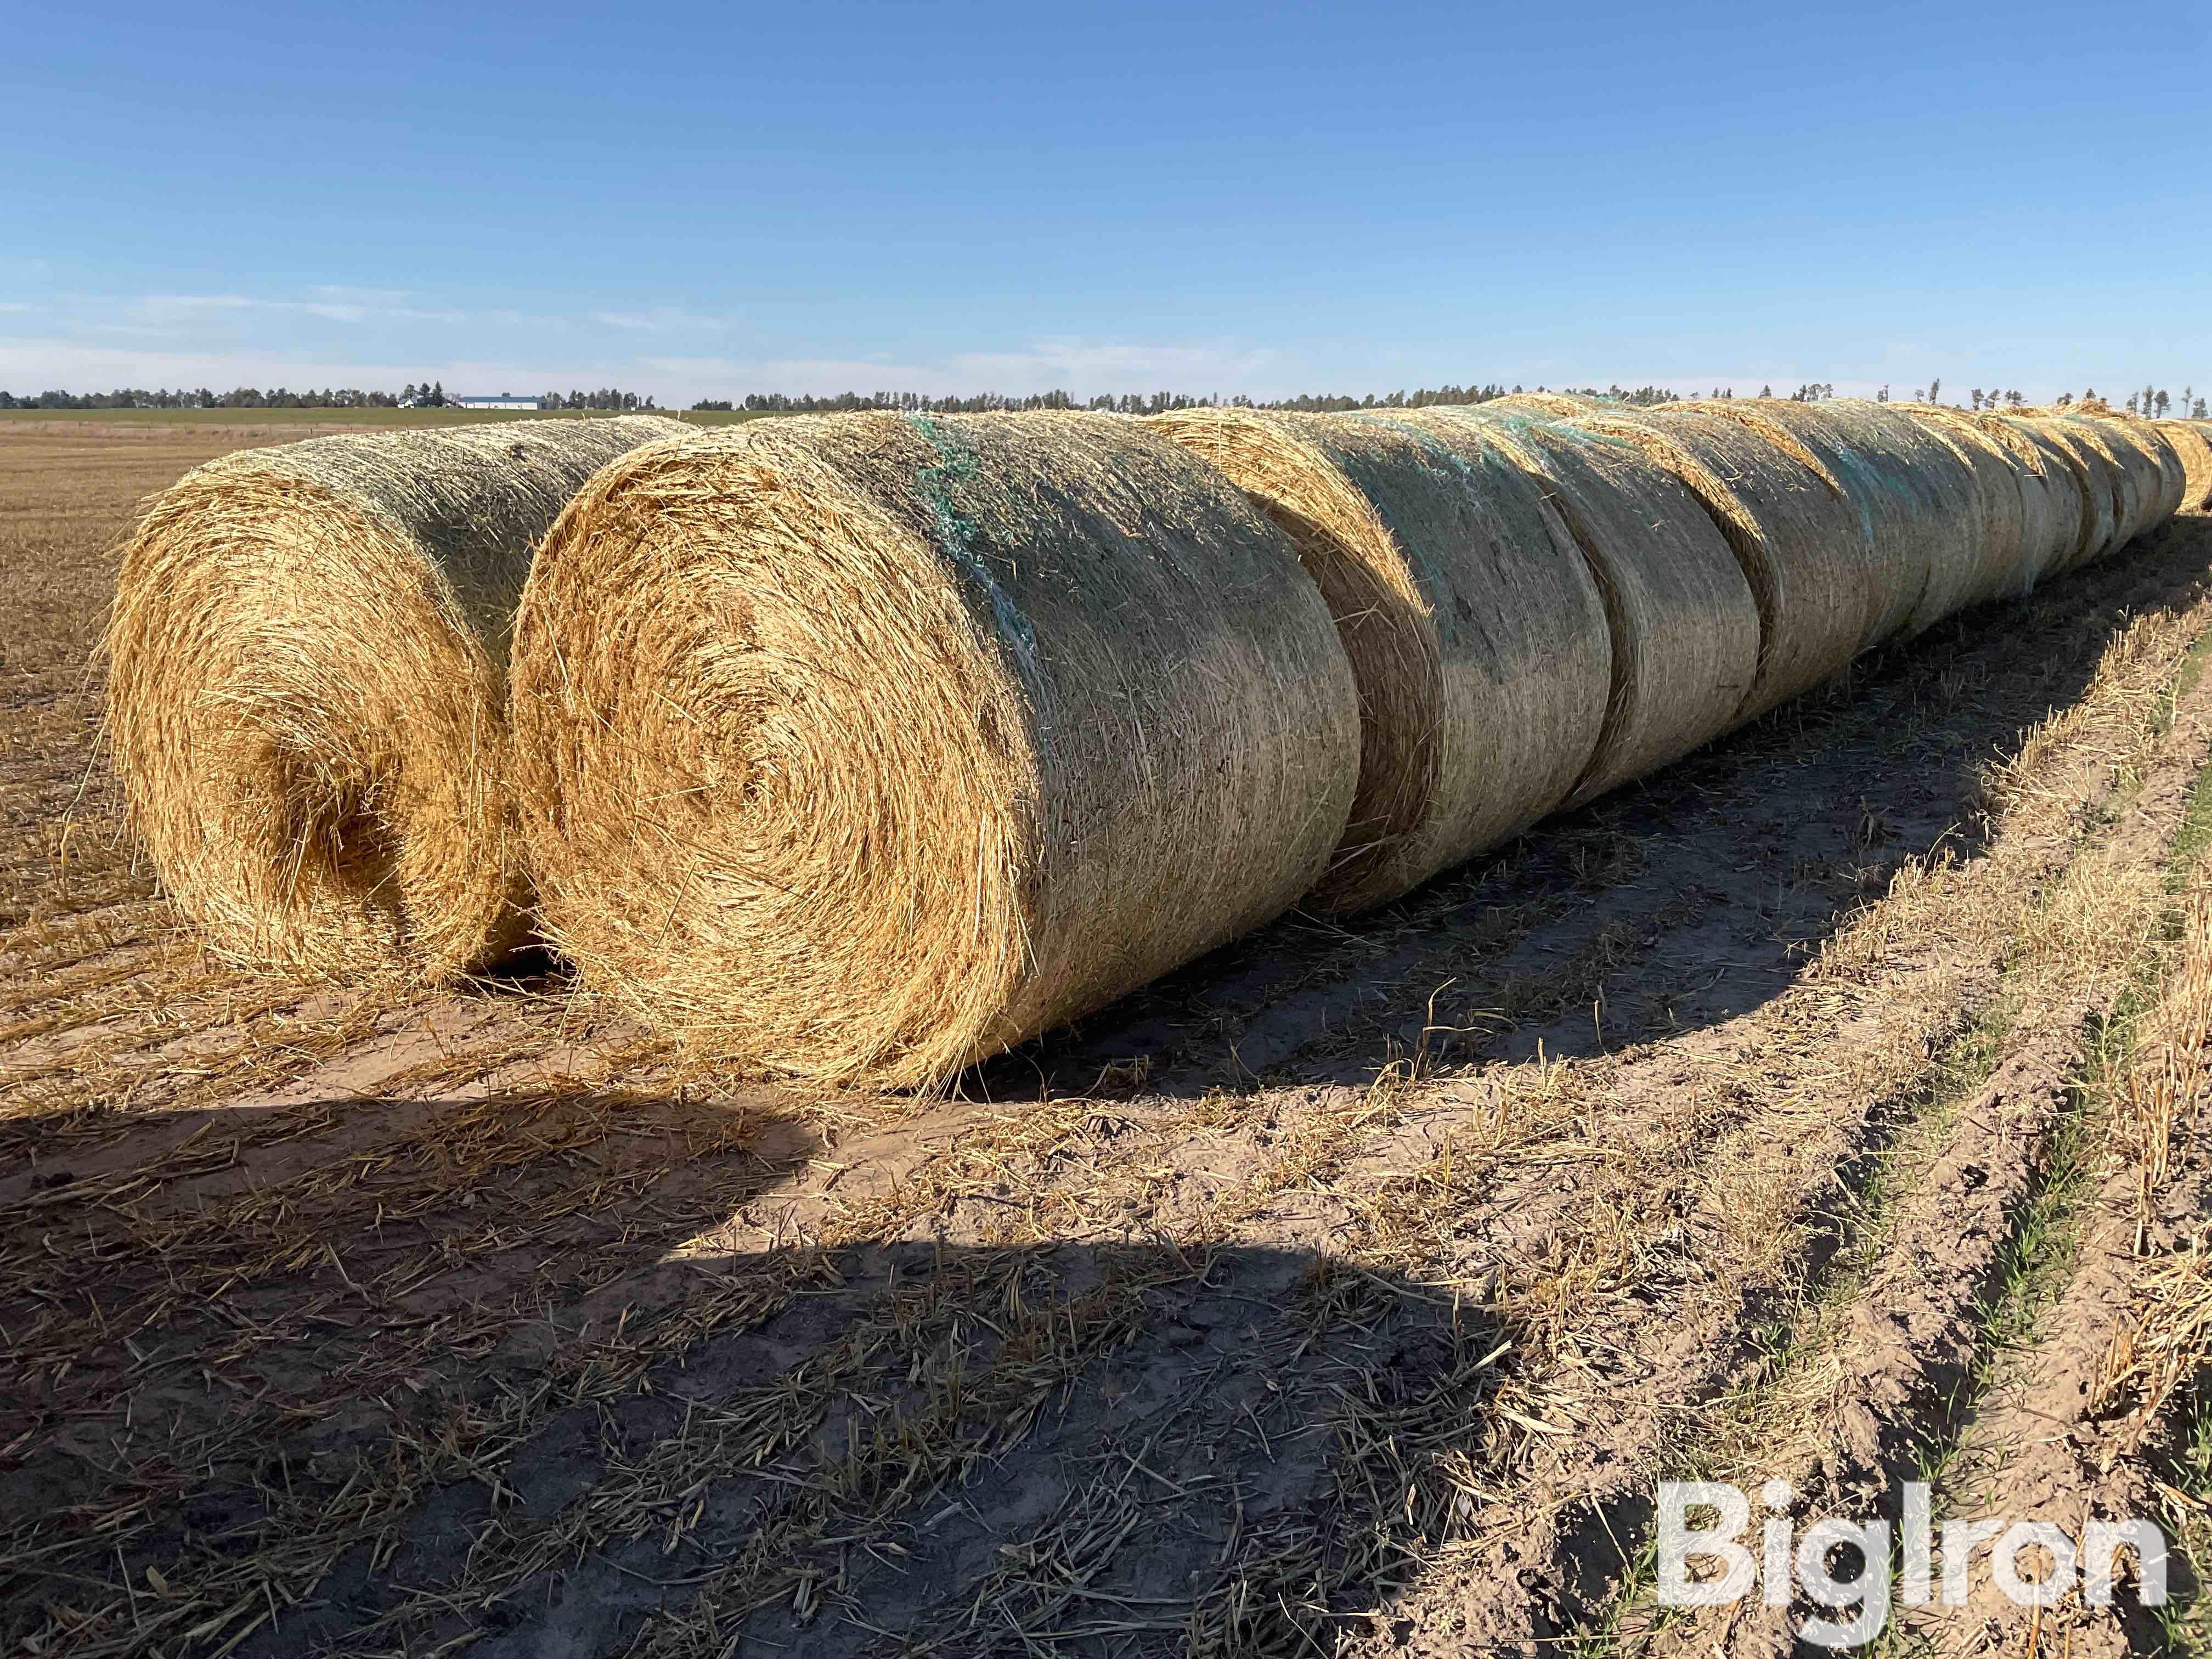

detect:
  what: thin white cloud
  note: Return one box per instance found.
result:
[591,308,740,334]
[85,291,468,331]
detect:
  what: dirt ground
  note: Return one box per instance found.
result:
[9,421,2212,1657]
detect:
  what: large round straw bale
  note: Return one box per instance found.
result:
[509,411,1361,1088]
[1892,404,2032,609]
[1548,406,1876,720]
[1654,400,1977,647]
[2097,419,2187,527]
[1396,407,1759,797]
[1961,414,2084,590]
[2153,421,2212,511]
[106,414,691,980]
[2048,416,2162,550]
[1152,407,1611,911]
[2017,418,2121,569]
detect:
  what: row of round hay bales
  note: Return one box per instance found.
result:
[107,397,2202,1088]
[105,414,691,980]
[1143,409,1611,912]
[1483,395,1877,718]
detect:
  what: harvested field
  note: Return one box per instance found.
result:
[10,421,2212,1658]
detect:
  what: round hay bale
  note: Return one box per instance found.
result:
[2100,419,2187,527]
[1962,414,2084,591]
[2016,418,2121,569]
[1481,392,1606,419]
[1395,407,1760,798]
[2051,416,2164,551]
[1152,407,1611,911]
[1652,400,1976,648]
[2153,420,2212,511]
[106,414,691,980]
[509,411,1361,1088]
[1550,406,1876,721]
[1893,404,2032,608]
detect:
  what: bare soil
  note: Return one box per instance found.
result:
[8,422,2212,1657]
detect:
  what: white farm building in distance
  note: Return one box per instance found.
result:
[453,393,540,411]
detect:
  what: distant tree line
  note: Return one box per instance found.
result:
[0,382,659,411]
[696,382,1698,416]
[539,389,656,410]
[13,379,2207,420]
[0,386,409,409]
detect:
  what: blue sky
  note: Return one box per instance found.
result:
[5,1,2207,404]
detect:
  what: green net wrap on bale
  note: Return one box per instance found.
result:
[1395,407,1760,800]
[2153,421,2212,511]
[1152,408,1611,912]
[1544,405,1874,721]
[105,414,691,981]
[509,411,1361,1089]
[1654,400,1978,648]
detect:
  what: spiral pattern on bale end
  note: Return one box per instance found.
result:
[509,411,1359,1088]
[1152,407,1611,913]
[104,414,690,980]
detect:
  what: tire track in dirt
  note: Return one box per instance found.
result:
[1621,628,2212,1657]
[1334,567,2212,1655]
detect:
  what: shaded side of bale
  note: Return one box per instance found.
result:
[1962,414,2081,591]
[2107,419,2188,526]
[2153,421,2212,511]
[1400,408,1759,799]
[1559,407,1875,720]
[1893,404,2032,608]
[2017,418,2121,568]
[1652,400,1944,650]
[105,414,691,980]
[1153,408,1611,912]
[2053,416,2161,551]
[510,411,1361,1087]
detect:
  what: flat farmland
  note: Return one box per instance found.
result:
[8,420,2212,1657]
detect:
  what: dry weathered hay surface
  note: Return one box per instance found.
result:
[1400,406,1760,799]
[2046,413,2163,553]
[1479,391,1605,419]
[1152,407,1610,911]
[510,410,1359,1088]
[1894,403,2033,608]
[1955,411,2083,591]
[2103,415,2189,526]
[2155,418,2212,510]
[1654,399,1977,649]
[1556,405,1875,720]
[104,414,689,981]
[2017,415,2123,569]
